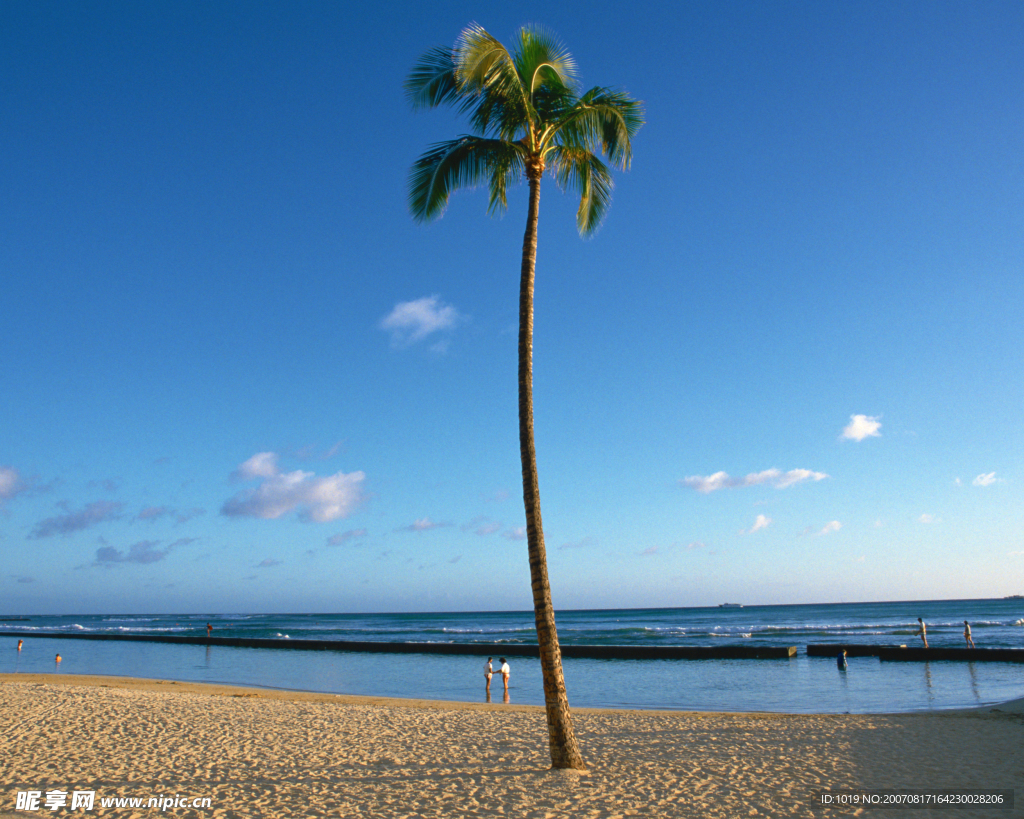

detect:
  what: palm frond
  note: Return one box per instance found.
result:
[405,45,461,110]
[455,24,515,91]
[486,143,527,214]
[408,136,514,222]
[531,84,579,129]
[513,26,578,97]
[552,88,644,170]
[467,90,531,142]
[455,24,533,138]
[549,147,614,235]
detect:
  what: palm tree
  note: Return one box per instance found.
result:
[406,23,642,770]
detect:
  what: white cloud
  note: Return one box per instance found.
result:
[841,414,882,441]
[295,441,345,461]
[32,500,125,538]
[94,539,179,566]
[0,466,24,503]
[222,453,365,523]
[136,506,205,524]
[136,506,171,522]
[327,528,367,546]
[682,468,828,493]
[973,472,997,487]
[818,520,842,535]
[502,527,526,540]
[380,295,461,347]
[461,516,501,536]
[559,537,596,550]
[234,452,279,480]
[743,514,772,534]
[399,517,449,532]
[918,513,934,524]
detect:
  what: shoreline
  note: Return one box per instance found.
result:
[2,674,1022,817]
[4,672,1024,716]
[2,662,1021,715]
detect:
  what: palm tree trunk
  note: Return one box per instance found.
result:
[518,165,586,771]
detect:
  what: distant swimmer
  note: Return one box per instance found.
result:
[500,657,510,694]
[964,620,975,649]
[484,656,493,694]
[17,639,23,651]
[837,649,848,670]
[207,623,212,638]
[914,617,928,648]
[55,654,61,664]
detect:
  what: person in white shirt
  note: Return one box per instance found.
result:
[914,617,928,648]
[499,657,510,694]
[484,657,493,693]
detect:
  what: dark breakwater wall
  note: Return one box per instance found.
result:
[0,631,796,660]
[808,643,1024,663]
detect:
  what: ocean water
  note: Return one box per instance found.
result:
[2,598,1022,713]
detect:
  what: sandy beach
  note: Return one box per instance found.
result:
[1,674,1020,818]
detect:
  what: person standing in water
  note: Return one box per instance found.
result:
[484,657,493,694]
[914,617,928,648]
[17,639,23,651]
[964,620,975,648]
[499,657,510,694]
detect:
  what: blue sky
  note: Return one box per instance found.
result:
[2,1,1021,614]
